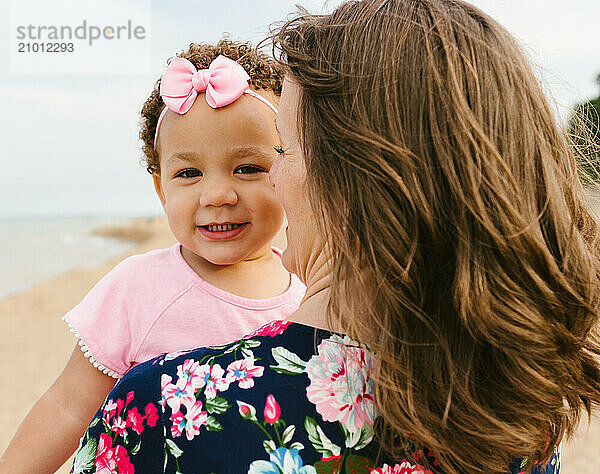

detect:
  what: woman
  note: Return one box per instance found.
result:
[69,0,600,472]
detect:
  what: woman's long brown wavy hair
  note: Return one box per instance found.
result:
[273,0,600,472]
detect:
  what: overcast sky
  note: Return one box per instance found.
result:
[0,0,598,218]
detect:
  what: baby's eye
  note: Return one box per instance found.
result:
[235,165,265,175]
[175,168,202,178]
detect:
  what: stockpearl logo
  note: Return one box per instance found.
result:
[10,0,151,74]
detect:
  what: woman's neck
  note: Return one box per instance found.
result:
[286,247,342,332]
[287,287,331,330]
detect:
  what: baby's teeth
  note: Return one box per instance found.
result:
[206,224,242,232]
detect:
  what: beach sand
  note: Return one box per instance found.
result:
[0,216,598,473]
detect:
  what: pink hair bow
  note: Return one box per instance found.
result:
[160,55,250,113]
[153,54,277,149]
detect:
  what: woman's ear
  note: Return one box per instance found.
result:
[152,173,166,208]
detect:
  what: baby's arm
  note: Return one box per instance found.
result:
[0,343,117,474]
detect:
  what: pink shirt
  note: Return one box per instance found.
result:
[63,244,305,378]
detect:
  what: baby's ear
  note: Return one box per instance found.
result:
[152,173,166,207]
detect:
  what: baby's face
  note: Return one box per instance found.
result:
[154,93,284,266]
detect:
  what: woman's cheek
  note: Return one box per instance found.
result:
[268,158,280,187]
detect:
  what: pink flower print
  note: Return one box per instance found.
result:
[176,358,205,390]
[126,407,144,435]
[95,433,117,473]
[236,400,258,421]
[103,399,117,422]
[161,374,173,405]
[145,402,159,427]
[183,400,208,440]
[170,401,208,441]
[161,375,196,413]
[164,349,192,361]
[244,319,291,339]
[196,363,230,399]
[112,445,134,474]
[116,451,133,473]
[116,398,124,414]
[161,373,172,388]
[125,391,134,407]
[370,461,434,474]
[306,334,378,433]
[170,410,186,438]
[411,450,424,461]
[95,433,134,474]
[264,394,281,424]
[225,357,264,389]
[111,416,127,437]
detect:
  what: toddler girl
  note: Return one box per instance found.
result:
[0,39,305,473]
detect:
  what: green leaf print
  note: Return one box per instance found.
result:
[102,418,111,433]
[241,346,255,359]
[71,437,97,474]
[270,346,307,375]
[263,439,277,454]
[206,415,224,432]
[340,423,374,450]
[244,339,261,348]
[344,454,373,473]
[314,455,343,473]
[204,395,231,414]
[281,424,296,444]
[130,440,142,455]
[166,438,183,458]
[304,416,341,458]
[289,442,305,451]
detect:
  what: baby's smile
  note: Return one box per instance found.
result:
[196,222,249,240]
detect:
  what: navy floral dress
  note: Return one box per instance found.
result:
[71,320,560,474]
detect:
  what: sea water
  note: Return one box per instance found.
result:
[0,215,143,299]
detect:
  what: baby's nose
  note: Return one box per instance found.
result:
[199,182,238,207]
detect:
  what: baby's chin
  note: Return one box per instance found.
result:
[202,250,257,267]
[205,258,241,267]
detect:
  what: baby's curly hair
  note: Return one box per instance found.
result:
[140,38,284,174]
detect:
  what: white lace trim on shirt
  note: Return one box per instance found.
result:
[62,315,120,379]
